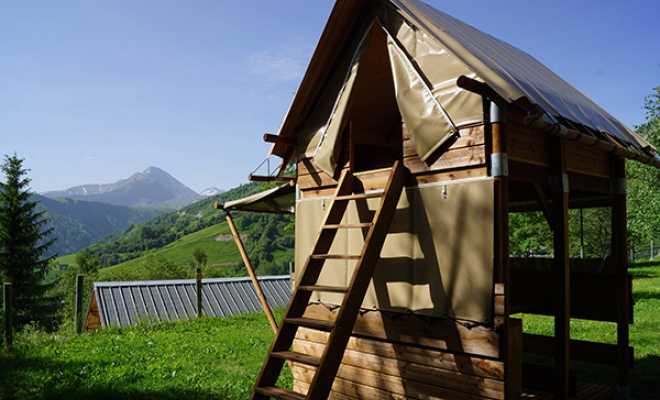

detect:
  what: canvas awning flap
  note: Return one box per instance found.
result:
[304,23,373,177]
[221,182,296,214]
[386,30,456,162]
[311,43,364,176]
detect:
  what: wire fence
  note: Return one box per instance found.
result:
[629,240,660,262]
[1,278,76,352]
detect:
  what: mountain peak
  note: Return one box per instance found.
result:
[41,167,202,209]
[200,187,224,197]
[142,166,166,175]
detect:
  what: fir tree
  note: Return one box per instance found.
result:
[0,153,58,328]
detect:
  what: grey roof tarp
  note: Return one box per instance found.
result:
[388,0,650,151]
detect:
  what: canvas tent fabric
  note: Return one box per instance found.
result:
[220,182,296,214]
[84,275,291,330]
[295,179,495,322]
[269,0,655,177]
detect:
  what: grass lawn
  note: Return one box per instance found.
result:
[0,311,291,400]
[2,264,658,399]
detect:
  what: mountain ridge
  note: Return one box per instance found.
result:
[41,167,205,209]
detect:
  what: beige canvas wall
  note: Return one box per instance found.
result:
[295,178,495,322]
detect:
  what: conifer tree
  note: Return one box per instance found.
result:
[0,153,57,328]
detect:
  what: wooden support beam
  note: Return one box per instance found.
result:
[533,183,553,229]
[550,136,571,400]
[524,115,660,169]
[491,101,509,310]
[263,133,296,147]
[248,174,296,183]
[612,156,631,399]
[489,101,520,399]
[224,210,279,334]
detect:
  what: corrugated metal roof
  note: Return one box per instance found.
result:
[88,275,291,329]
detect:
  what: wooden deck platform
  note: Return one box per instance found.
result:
[522,382,616,400]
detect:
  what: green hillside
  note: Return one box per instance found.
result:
[35,194,166,257]
[98,217,293,281]
[85,181,273,268]
[51,181,296,281]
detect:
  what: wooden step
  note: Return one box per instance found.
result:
[271,350,321,367]
[298,285,348,294]
[284,317,335,331]
[254,386,305,400]
[334,192,382,201]
[323,222,372,229]
[310,254,360,260]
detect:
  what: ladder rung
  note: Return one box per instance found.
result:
[310,254,361,260]
[271,350,321,367]
[255,386,306,400]
[285,317,335,331]
[324,223,372,229]
[334,192,383,201]
[298,285,349,294]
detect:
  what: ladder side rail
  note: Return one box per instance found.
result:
[251,169,354,399]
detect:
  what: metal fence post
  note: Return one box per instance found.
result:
[195,267,202,318]
[75,275,84,334]
[3,283,12,352]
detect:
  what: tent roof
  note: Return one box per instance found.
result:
[270,0,654,163]
[219,182,296,214]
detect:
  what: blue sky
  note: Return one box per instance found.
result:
[2,0,659,193]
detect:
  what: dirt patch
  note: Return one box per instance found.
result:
[214,233,247,242]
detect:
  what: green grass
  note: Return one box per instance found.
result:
[514,262,660,399]
[9,265,658,399]
[0,311,292,400]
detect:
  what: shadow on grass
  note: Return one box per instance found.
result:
[631,354,660,400]
[633,290,660,301]
[0,353,232,400]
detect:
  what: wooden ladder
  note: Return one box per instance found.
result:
[251,161,406,400]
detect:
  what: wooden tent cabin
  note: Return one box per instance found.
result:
[219,0,659,399]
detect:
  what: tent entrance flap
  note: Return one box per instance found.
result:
[385,28,457,162]
[218,182,296,214]
[311,23,375,177]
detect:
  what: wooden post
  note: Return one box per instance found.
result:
[3,283,12,352]
[489,101,520,399]
[550,137,570,400]
[225,210,279,333]
[75,275,84,334]
[196,267,203,318]
[612,157,630,400]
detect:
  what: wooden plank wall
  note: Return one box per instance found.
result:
[292,304,508,400]
[506,116,612,180]
[83,293,101,332]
